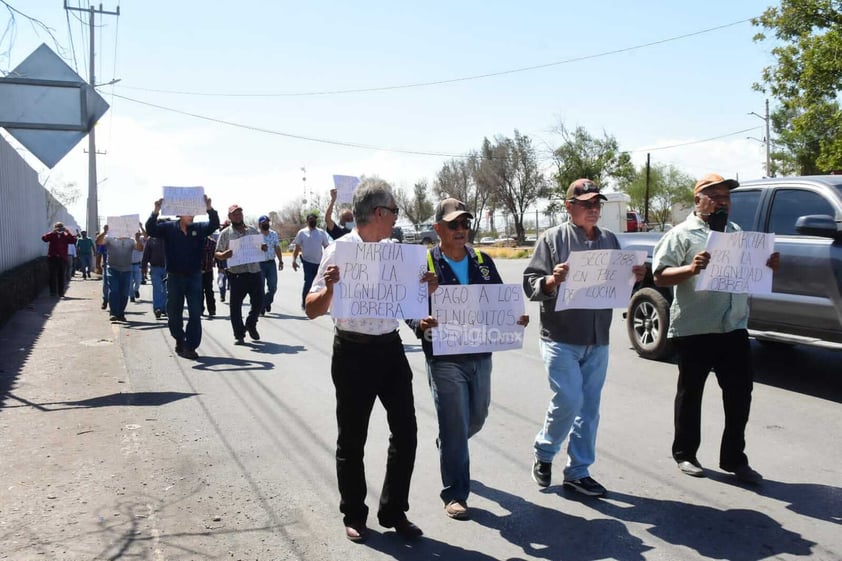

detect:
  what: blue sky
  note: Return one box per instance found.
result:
[2,1,777,225]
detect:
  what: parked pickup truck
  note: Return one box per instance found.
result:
[618,175,842,360]
[403,223,439,245]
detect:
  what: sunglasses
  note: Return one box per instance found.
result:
[376,206,400,217]
[446,219,472,231]
[571,200,604,210]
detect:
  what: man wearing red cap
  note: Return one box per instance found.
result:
[524,178,644,497]
[653,173,780,483]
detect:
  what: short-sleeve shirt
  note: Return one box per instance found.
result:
[215,225,262,275]
[293,227,330,264]
[105,237,136,272]
[652,211,749,338]
[261,229,280,261]
[310,231,399,335]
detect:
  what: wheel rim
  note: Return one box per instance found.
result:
[632,301,661,349]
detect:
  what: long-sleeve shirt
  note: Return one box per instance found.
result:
[42,230,77,260]
[145,210,220,274]
[141,236,167,268]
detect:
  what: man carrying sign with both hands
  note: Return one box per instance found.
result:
[523,179,645,497]
[408,198,529,521]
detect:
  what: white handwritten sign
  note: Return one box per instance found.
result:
[332,241,428,319]
[161,186,206,216]
[431,284,525,356]
[333,175,360,204]
[554,249,646,311]
[106,214,140,238]
[696,230,775,294]
[226,234,265,267]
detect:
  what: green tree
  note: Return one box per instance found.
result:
[753,1,842,174]
[620,164,694,227]
[550,123,635,213]
[394,180,434,226]
[433,153,490,242]
[477,131,548,243]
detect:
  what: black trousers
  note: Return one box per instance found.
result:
[201,270,216,314]
[47,256,67,296]
[672,329,753,470]
[228,271,263,338]
[331,332,417,526]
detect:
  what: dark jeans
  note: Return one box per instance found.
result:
[672,329,753,470]
[331,332,417,526]
[228,271,263,338]
[167,271,204,350]
[301,260,319,307]
[202,270,216,315]
[47,256,66,296]
[107,268,132,316]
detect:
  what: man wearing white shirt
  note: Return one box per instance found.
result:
[306,178,437,543]
[292,212,330,309]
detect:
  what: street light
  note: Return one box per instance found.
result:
[748,99,771,177]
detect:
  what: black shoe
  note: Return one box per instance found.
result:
[532,460,552,487]
[130,297,136,303]
[726,464,763,484]
[134,290,140,299]
[179,347,199,360]
[265,304,271,313]
[101,301,108,310]
[234,336,245,345]
[379,518,423,539]
[154,309,162,319]
[563,476,607,497]
[247,326,260,340]
[109,315,120,322]
[260,309,266,317]
[220,295,225,302]
[175,341,184,354]
[208,311,215,318]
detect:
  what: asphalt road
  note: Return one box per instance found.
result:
[1,259,840,561]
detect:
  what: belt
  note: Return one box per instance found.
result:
[335,328,400,345]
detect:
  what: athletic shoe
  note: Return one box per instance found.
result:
[532,460,552,487]
[563,476,607,497]
[444,500,469,520]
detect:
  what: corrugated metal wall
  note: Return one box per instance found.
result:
[0,135,80,274]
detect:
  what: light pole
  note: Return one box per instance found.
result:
[749,99,772,177]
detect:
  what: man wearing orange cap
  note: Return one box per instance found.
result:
[653,173,780,483]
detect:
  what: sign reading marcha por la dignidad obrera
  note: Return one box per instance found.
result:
[696,230,776,294]
[430,283,526,356]
[331,241,429,319]
[554,249,646,311]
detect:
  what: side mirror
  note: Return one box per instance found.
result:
[795,214,842,240]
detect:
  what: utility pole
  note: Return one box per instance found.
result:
[64,2,120,235]
[644,153,651,225]
[749,99,772,177]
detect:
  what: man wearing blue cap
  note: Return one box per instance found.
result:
[258,215,284,315]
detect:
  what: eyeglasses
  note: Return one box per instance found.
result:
[446,219,472,231]
[571,200,604,210]
[376,206,400,217]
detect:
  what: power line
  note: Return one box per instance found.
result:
[111,92,467,157]
[631,126,763,152]
[116,17,755,98]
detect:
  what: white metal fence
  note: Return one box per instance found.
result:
[0,135,80,275]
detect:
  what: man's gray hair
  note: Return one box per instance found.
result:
[353,177,395,226]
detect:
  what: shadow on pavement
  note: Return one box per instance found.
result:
[750,341,842,403]
[191,356,275,373]
[470,480,651,561]
[1,391,199,411]
[582,489,816,560]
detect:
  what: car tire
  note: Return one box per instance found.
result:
[627,287,674,360]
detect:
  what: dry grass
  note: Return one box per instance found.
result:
[477,246,534,259]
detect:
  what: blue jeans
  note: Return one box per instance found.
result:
[301,260,319,307]
[131,263,142,296]
[259,259,277,309]
[107,268,132,316]
[79,254,94,278]
[534,340,609,480]
[426,355,492,504]
[150,266,167,312]
[166,272,204,350]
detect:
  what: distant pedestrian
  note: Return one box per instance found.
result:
[130,229,145,302]
[201,233,218,318]
[76,230,95,279]
[141,226,168,319]
[66,239,77,283]
[145,196,220,360]
[291,212,330,309]
[325,188,354,239]
[257,215,284,315]
[99,231,143,322]
[215,205,264,344]
[41,221,77,297]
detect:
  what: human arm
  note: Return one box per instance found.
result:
[325,188,338,231]
[523,233,564,301]
[145,199,163,236]
[766,252,780,273]
[274,242,284,270]
[291,239,301,271]
[205,196,220,232]
[305,264,339,319]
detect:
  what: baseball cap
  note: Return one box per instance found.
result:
[693,173,739,195]
[258,215,269,223]
[567,179,607,201]
[228,204,243,214]
[306,212,318,220]
[435,198,474,222]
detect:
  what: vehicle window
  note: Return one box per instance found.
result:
[729,190,761,231]
[768,189,835,236]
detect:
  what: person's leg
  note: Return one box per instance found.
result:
[672,335,715,464]
[47,257,60,295]
[184,272,204,350]
[264,261,277,310]
[534,340,584,463]
[151,266,166,312]
[563,345,609,480]
[244,272,264,333]
[217,268,227,301]
[302,261,318,307]
[713,330,753,470]
[166,274,187,347]
[331,337,378,525]
[202,270,216,315]
[228,274,246,339]
[376,339,418,526]
[131,263,142,298]
[108,268,126,316]
[427,358,471,504]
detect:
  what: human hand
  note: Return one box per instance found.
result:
[323,264,340,286]
[516,314,529,327]
[278,261,284,271]
[766,251,781,273]
[689,251,710,275]
[421,271,438,293]
[632,264,646,282]
[330,188,337,202]
[419,315,438,330]
[552,262,569,284]
[292,260,299,271]
[154,199,163,213]
[205,195,212,210]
